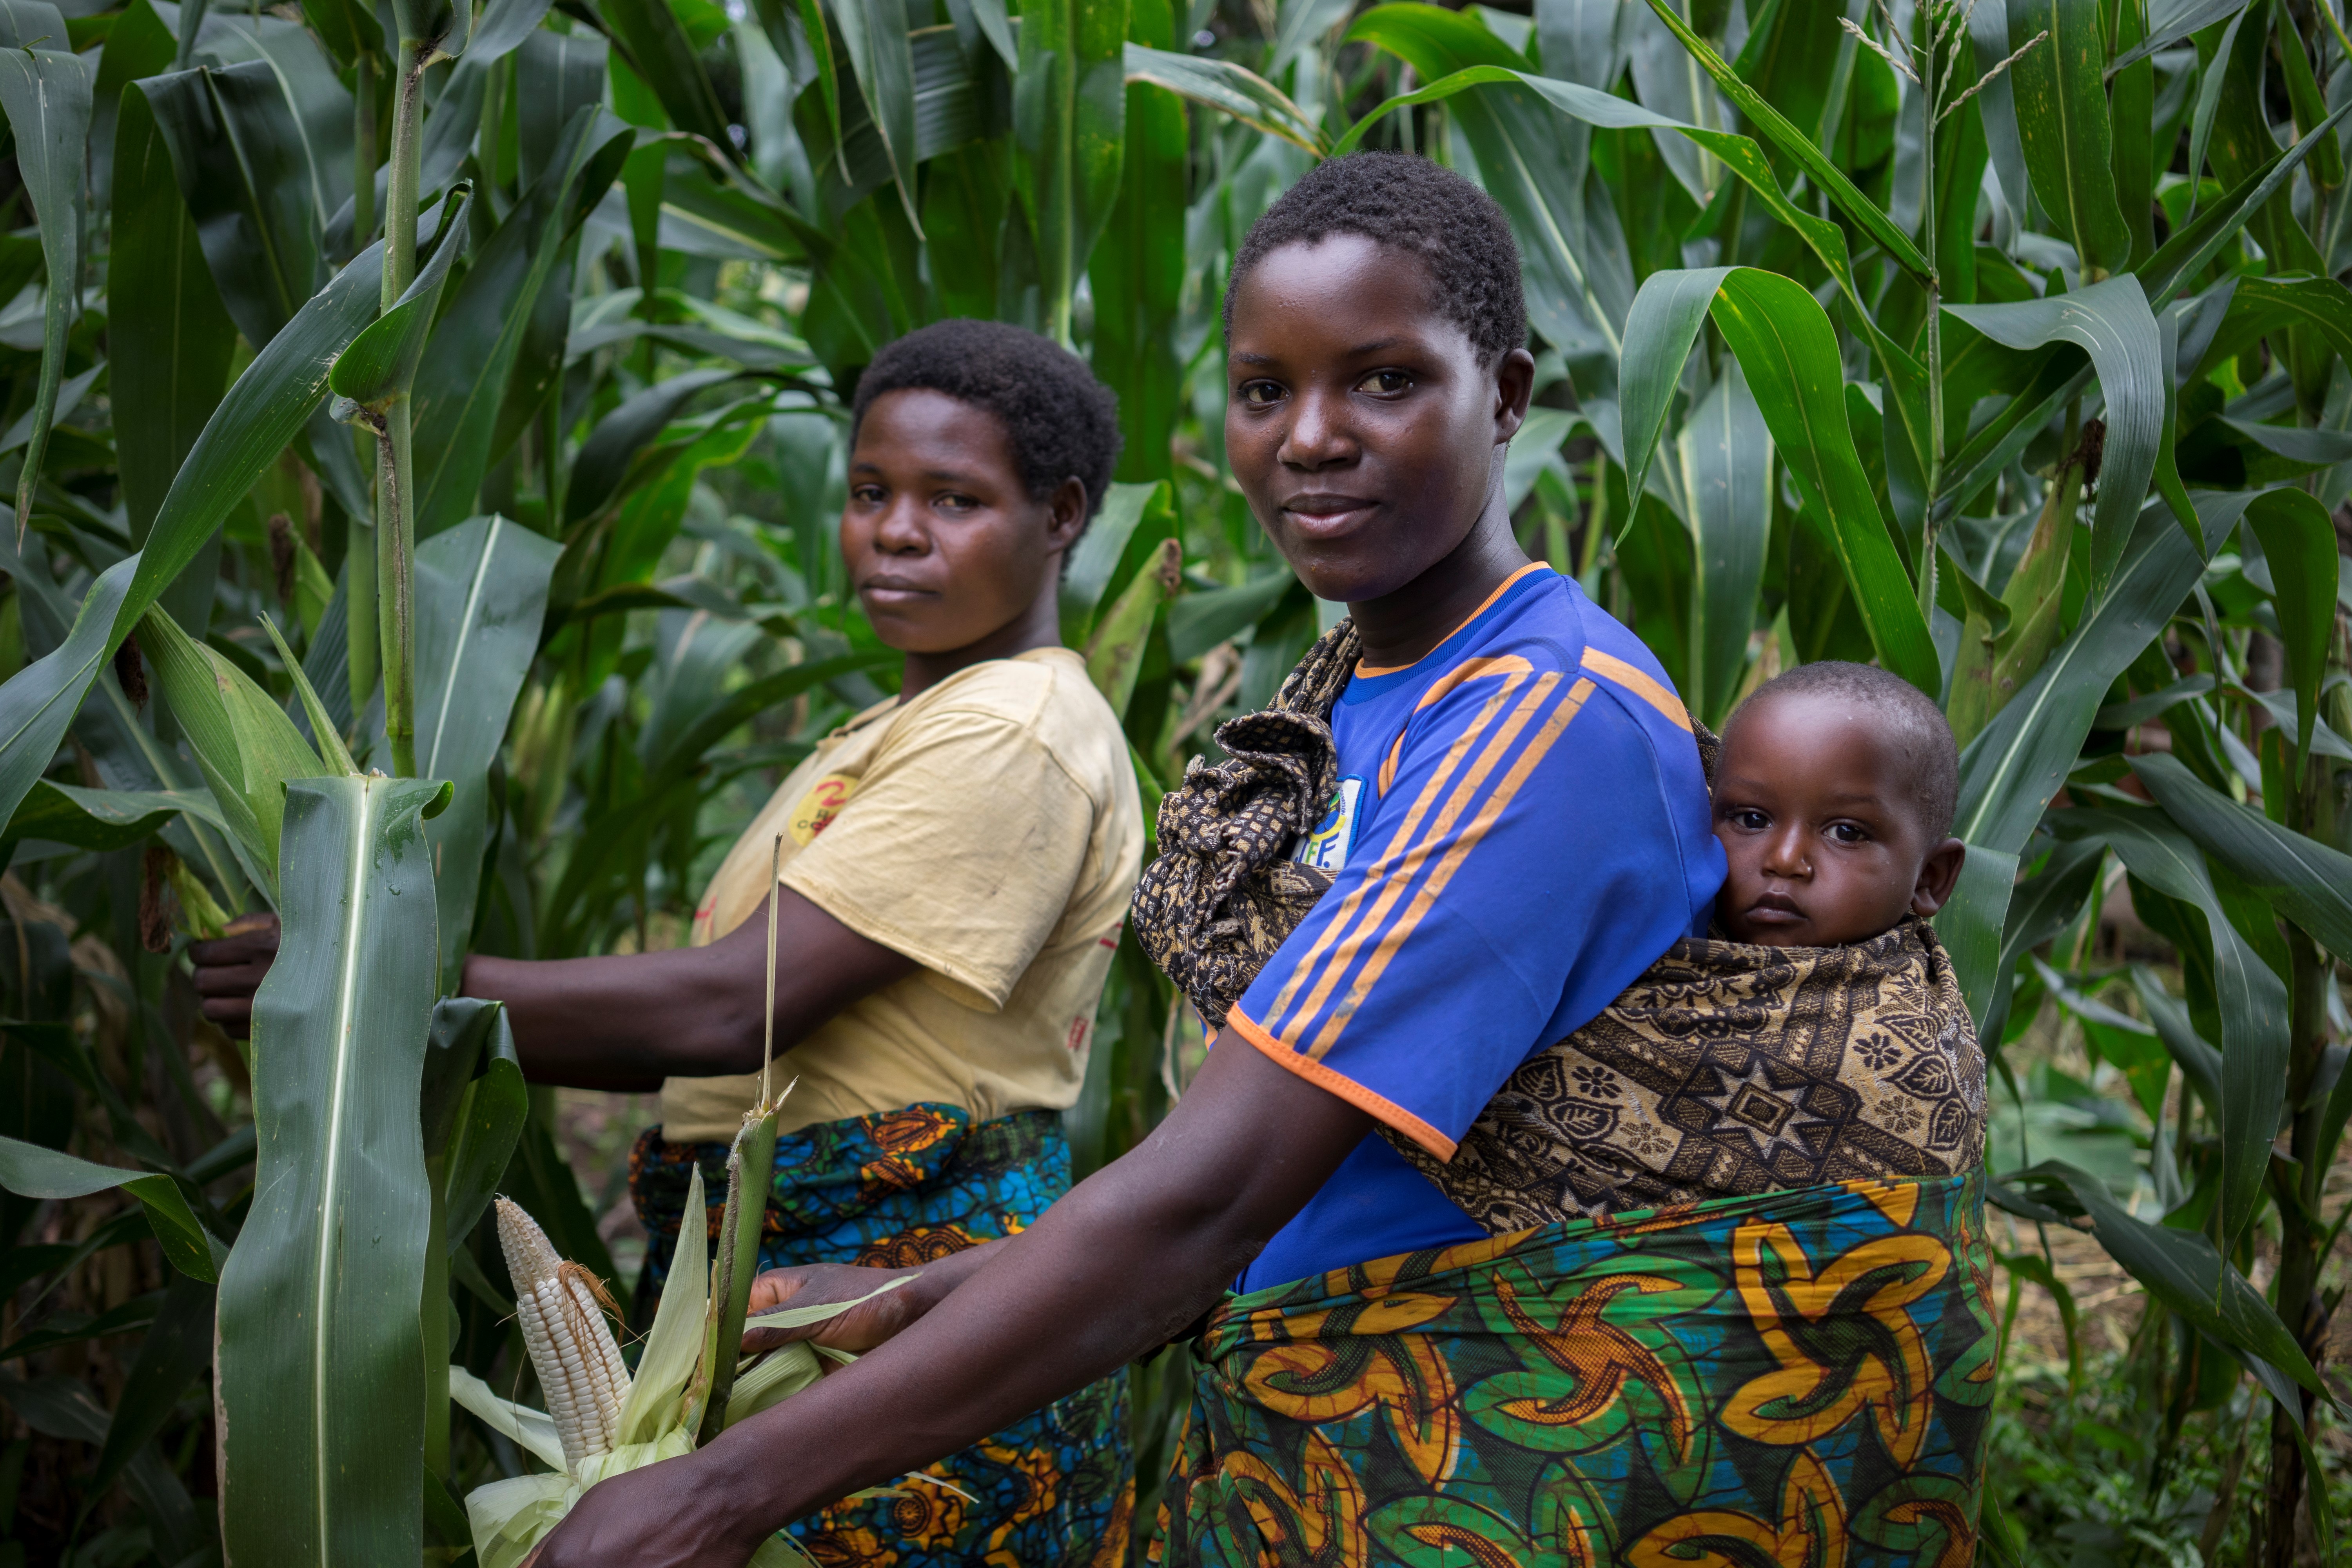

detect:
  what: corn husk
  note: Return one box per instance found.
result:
[451,1164,909,1568]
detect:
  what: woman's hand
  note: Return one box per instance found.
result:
[740,1262,929,1355]
[189,913,279,1040]
[523,1451,765,1568]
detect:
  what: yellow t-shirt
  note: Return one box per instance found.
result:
[656,647,1143,1142]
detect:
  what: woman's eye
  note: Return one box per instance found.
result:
[1238,380,1285,407]
[851,485,886,505]
[935,492,977,514]
[1356,369,1413,395]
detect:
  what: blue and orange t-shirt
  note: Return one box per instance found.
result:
[1229,564,1724,1290]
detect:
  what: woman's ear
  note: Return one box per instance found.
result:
[1045,477,1089,555]
[1909,837,1968,916]
[1493,346,1537,443]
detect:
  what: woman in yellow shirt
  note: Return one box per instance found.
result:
[191,319,1143,1566]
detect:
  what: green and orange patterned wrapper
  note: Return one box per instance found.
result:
[1154,1173,1993,1568]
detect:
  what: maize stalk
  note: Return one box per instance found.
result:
[497,1197,630,1475]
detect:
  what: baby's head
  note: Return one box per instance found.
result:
[1712,661,1966,947]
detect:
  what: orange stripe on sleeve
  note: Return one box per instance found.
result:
[1227,1009,1459,1161]
[1305,677,1592,1056]
[1580,647,1693,731]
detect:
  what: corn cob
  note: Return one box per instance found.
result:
[497,1198,631,1474]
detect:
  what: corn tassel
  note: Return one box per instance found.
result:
[497,1198,630,1475]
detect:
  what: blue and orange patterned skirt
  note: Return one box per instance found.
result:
[631,1103,1134,1567]
[1151,1173,1993,1567]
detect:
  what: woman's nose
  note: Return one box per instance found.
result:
[1278,387,1354,470]
[872,498,929,554]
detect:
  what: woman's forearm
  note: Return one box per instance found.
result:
[692,1037,1371,1530]
[459,896,918,1091]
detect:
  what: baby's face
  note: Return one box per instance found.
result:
[1711,692,1963,946]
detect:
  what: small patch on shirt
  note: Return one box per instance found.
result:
[789,773,858,844]
[1066,1016,1093,1053]
[1293,776,1363,873]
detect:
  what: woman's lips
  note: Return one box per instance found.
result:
[1279,495,1376,536]
[859,578,935,606]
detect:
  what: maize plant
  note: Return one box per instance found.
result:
[0,0,2348,1563]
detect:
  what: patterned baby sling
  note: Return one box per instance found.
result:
[1131,616,1997,1568]
[1129,617,1990,1221]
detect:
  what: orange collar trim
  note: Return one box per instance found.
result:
[1352,563,1555,679]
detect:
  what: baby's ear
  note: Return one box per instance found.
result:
[1909,838,1968,916]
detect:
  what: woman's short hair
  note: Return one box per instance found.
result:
[851,319,1123,522]
[1224,151,1527,364]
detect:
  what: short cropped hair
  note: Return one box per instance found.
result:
[1224,151,1527,364]
[851,319,1122,522]
[1730,661,1961,841]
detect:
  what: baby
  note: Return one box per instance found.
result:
[1390,658,1984,1229]
[1709,659,1968,947]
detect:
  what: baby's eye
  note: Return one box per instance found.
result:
[1727,808,1769,831]
[1828,822,1870,845]
[1355,369,1413,395]
[1238,380,1285,407]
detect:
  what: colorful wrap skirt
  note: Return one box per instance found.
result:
[631,1104,1135,1568]
[1151,1174,1993,1568]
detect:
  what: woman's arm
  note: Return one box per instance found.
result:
[189,895,917,1090]
[526,1030,1373,1566]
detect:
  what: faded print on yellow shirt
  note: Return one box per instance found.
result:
[656,647,1143,1142]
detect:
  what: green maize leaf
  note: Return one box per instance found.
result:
[111,78,238,557]
[468,0,554,63]
[619,1161,708,1449]
[564,368,753,525]
[1631,0,1931,281]
[1122,42,1323,153]
[1085,535,1183,722]
[0,1370,197,1558]
[439,1027,526,1255]
[258,614,358,775]
[2008,0,2132,278]
[1167,571,1301,666]
[0,33,91,541]
[1934,844,2020,1032]
[2146,107,2352,309]
[2109,0,2249,75]
[2049,803,2288,1244]
[1013,0,1128,344]
[600,0,729,147]
[410,109,634,538]
[1330,56,1928,446]
[136,604,325,891]
[218,773,446,1566]
[449,1366,565,1470]
[2241,486,2340,770]
[1621,266,1939,695]
[2130,962,2223,1111]
[328,186,473,409]
[1952,490,2220,858]
[1093,6,1187,490]
[1061,478,1160,643]
[698,1107,780,1445]
[1674,359,1771,727]
[1979,836,2108,1041]
[1,779,227,853]
[414,516,562,990]
[2015,1159,2321,1393]
[0,235,386,836]
[87,1272,214,1517]
[829,0,921,232]
[0,1132,222,1283]
[2131,753,2352,956]
[1944,276,2180,591]
[142,60,323,350]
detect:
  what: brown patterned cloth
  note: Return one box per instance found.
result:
[1129,617,1985,1236]
[1129,618,1359,1024]
[1384,916,1988,1233]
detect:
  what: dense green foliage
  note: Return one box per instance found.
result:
[0,0,2349,1563]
